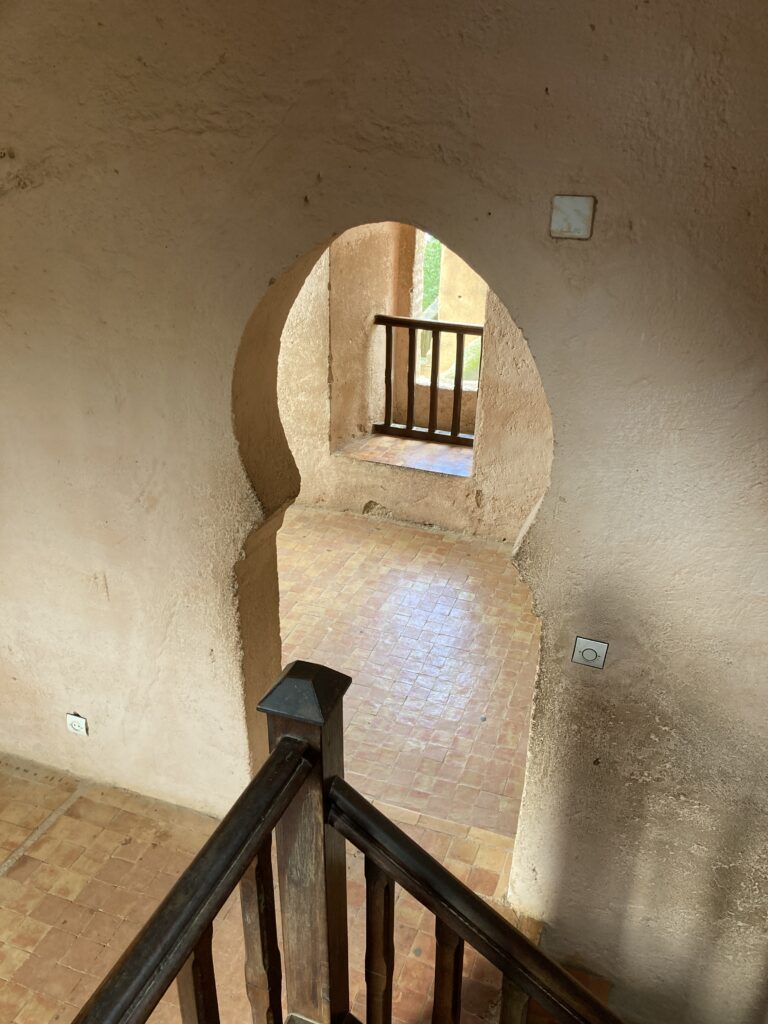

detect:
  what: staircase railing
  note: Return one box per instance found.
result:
[72,661,623,1024]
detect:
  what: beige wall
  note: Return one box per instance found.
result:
[1,2,767,1021]
[436,244,488,325]
[329,223,411,448]
[277,226,552,547]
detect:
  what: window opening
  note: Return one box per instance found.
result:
[413,233,483,391]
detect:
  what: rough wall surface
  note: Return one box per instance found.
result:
[1,2,767,1020]
[434,243,488,324]
[328,223,404,448]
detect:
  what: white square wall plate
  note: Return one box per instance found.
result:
[572,636,608,669]
[550,195,596,239]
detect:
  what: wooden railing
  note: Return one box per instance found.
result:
[73,661,624,1024]
[372,314,483,448]
[71,733,314,1024]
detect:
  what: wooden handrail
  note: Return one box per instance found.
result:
[72,736,315,1024]
[374,313,484,336]
[65,663,627,1024]
[327,776,623,1024]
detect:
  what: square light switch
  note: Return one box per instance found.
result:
[572,636,608,669]
[550,195,596,239]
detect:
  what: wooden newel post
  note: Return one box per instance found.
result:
[257,661,352,1024]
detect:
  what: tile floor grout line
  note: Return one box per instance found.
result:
[280,505,537,838]
[0,779,91,877]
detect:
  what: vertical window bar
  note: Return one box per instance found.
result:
[406,326,417,430]
[451,332,465,437]
[428,328,441,436]
[383,323,393,427]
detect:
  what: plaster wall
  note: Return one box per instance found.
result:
[1,2,767,1021]
[328,222,410,449]
[436,244,488,325]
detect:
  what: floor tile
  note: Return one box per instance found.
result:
[278,506,539,837]
[0,507,543,1023]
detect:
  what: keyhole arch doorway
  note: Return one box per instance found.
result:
[232,220,552,846]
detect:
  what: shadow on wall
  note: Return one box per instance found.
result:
[512,585,768,1024]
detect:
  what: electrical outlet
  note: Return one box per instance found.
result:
[572,636,609,669]
[66,712,89,736]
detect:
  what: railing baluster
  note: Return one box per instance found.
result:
[450,331,465,438]
[406,326,417,429]
[241,836,283,1024]
[428,327,441,436]
[365,857,395,1024]
[432,917,463,1024]
[384,323,394,427]
[499,974,528,1024]
[177,924,220,1024]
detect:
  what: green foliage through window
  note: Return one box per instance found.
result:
[421,235,442,317]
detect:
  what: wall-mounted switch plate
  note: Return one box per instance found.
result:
[66,712,89,736]
[572,636,608,669]
[550,195,596,239]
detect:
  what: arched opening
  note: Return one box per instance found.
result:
[233,221,552,911]
[276,223,553,548]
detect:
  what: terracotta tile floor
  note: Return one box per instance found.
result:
[279,506,540,838]
[0,753,539,1024]
[339,434,473,477]
[0,506,545,1023]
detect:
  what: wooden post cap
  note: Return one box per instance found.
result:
[257,661,352,726]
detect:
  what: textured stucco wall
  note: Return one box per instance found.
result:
[328,223,405,448]
[277,227,552,545]
[436,243,488,325]
[1,2,767,1020]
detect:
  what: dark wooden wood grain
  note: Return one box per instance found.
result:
[364,857,395,1024]
[374,313,483,336]
[406,326,417,430]
[499,974,529,1024]
[371,423,474,447]
[240,837,282,1024]
[372,315,482,448]
[262,664,352,1024]
[450,332,465,437]
[383,323,393,427]
[327,778,624,1024]
[177,925,220,1024]
[428,327,441,434]
[72,737,313,1024]
[432,918,463,1024]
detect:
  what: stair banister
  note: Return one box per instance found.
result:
[256,660,353,1024]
